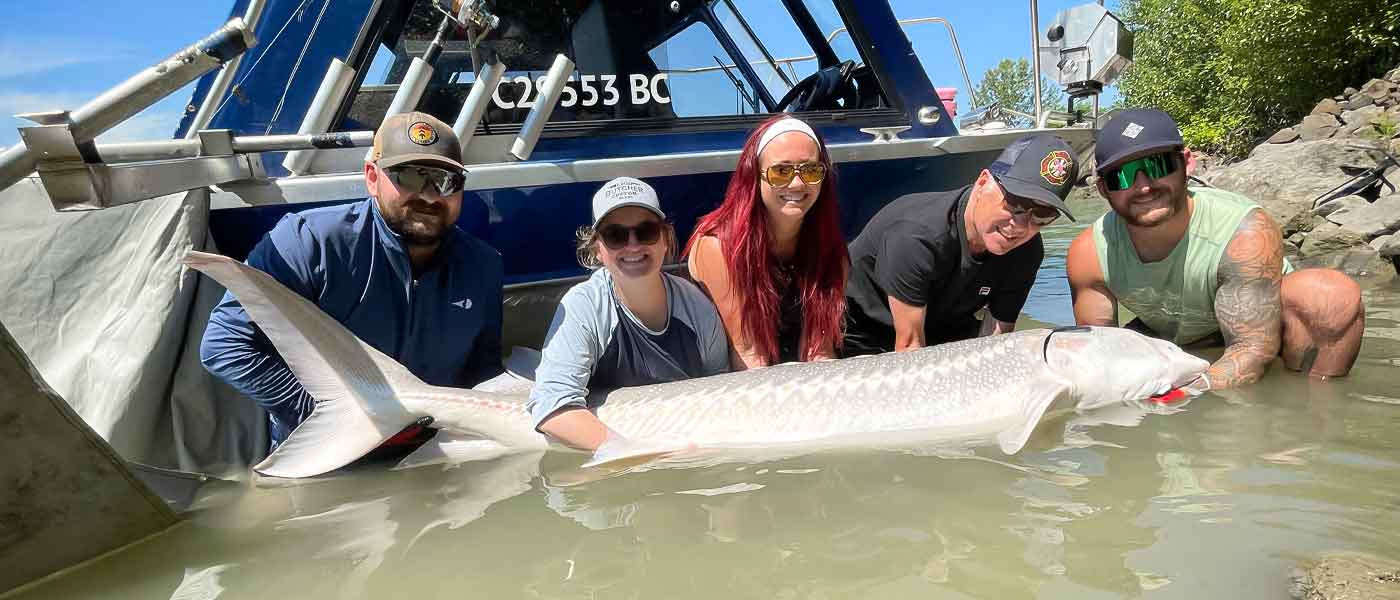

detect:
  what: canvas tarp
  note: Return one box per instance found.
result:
[0,178,265,478]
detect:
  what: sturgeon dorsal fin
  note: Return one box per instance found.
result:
[185,251,429,478]
[504,346,542,380]
[996,378,1072,454]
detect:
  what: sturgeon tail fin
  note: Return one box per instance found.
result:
[186,251,428,478]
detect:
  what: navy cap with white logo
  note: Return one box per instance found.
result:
[1094,108,1184,173]
[986,133,1079,222]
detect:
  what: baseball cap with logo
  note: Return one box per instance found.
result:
[986,133,1079,221]
[1094,108,1184,173]
[591,177,666,227]
[370,111,466,172]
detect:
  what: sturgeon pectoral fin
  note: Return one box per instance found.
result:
[996,380,1073,454]
[185,252,427,478]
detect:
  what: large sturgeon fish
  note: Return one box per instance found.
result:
[185,252,1208,479]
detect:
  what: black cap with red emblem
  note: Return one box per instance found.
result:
[370,111,466,173]
[986,133,1079,222]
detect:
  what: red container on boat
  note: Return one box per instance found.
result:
[937,87,958,118]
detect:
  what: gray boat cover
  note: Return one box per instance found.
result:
[0,178,265,478]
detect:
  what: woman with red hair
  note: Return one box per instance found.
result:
[684,115,849,369]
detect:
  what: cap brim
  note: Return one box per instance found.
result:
[592,202,667,227]
[995,175,1076,222]
[1095,143,1181,175]
[376,153,466,173]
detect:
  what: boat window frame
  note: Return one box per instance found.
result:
[331,0,914,141]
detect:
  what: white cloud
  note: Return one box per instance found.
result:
[0,91,189,148]
[0,37,128,79]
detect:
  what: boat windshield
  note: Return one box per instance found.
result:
[341,0,887,132]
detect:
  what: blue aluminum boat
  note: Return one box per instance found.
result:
[172,0,1112,345]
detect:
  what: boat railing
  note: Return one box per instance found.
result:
[665,16,983,115]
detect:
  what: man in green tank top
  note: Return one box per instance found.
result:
[1066,109,1365,392]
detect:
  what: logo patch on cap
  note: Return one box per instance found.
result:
[1039,150,1072,186]
[1122,123,1144,139]
[978,286,991,296]
[408,121,437,146]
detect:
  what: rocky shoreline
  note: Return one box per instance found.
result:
[1203,66,1400,285]
[1291,552,1400,600]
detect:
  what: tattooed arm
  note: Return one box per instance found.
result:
[1206,208,1284,389]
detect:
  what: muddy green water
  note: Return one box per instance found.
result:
[10,193,1400,599]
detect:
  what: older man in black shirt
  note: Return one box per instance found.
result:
[844,134,1079,355]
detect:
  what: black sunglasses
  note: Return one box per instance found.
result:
[382,164,466,195]
[1005,194,1061,226]
[598,220,663,250]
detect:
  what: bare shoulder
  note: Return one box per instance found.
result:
[688,235,725,272]
[687,234,733,296]
[1065,227,1103,285]
[1218,208,1283,283]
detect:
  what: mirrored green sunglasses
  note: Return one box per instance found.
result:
[1104,152,1178,191]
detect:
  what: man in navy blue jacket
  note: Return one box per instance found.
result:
[201,112,503,451]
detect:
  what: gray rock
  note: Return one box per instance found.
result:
[1325,193,1400,238]
[1268,127,1300,144]
[1373,232,1400,257]
[1288,231,1306,246]
[1314,194,1369,218]
[1212,139,1385,228]
[1361,78,1396,100]
[1343,95,1375,111]
[1311,98,1342,116]
[1282,211,1326,237]
[1293,247,1397,284]
[1294,551,1400,600]
[1341,105,1386,136]
[1299,114,1341,141]
[1389,68,1400,82]
[1333,94,1348,102]
[1299,222,1369,256]
[1344,86,1360,96]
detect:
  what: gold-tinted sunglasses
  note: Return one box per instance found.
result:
[761,162,827,187]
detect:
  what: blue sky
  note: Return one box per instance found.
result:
[0,0,1119,149]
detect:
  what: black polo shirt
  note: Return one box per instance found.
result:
[843,186,1044,355]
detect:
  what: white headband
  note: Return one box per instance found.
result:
[756,117,818,156]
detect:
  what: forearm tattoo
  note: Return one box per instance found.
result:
[1209,210,1283,388]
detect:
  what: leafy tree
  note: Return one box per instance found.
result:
[973,58,1067,127]
[1117,0,1400,156]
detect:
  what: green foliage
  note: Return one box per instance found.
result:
[973,58,1066,127]
[1117,0,1400,157]
[1367,113,1399,140]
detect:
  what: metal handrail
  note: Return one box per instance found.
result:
[668,17,981,109]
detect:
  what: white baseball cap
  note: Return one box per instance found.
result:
[591,177,666,227]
